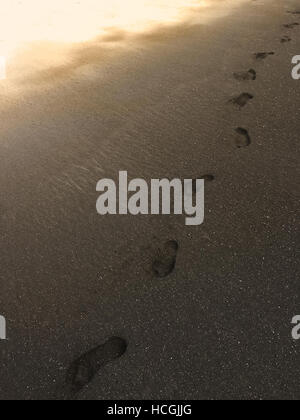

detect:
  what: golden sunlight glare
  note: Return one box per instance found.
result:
[0,0,203,58]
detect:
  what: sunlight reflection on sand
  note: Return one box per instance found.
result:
[0,1,203,57]
[0,0,246,88]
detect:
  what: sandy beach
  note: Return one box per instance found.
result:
[0,0,299,400]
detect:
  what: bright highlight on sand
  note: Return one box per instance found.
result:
[0,56,6,80]
[0,0,202,57]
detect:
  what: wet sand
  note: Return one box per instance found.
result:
[0,0,299,399]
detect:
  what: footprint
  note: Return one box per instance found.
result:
[254,52,275,60]
[152,240,179,278]
[66,337,127,394]
[283,23,299,29]
[281,36,292,43]
[192,175,215,195]
[235,128,251,148]
[233,69,257,81]
[201,174,215,182]
[230,93,254,108]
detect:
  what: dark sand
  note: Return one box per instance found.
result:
[0,0,299,400]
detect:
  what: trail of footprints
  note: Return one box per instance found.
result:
[231,12,299,148]
[64,9,299,397]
